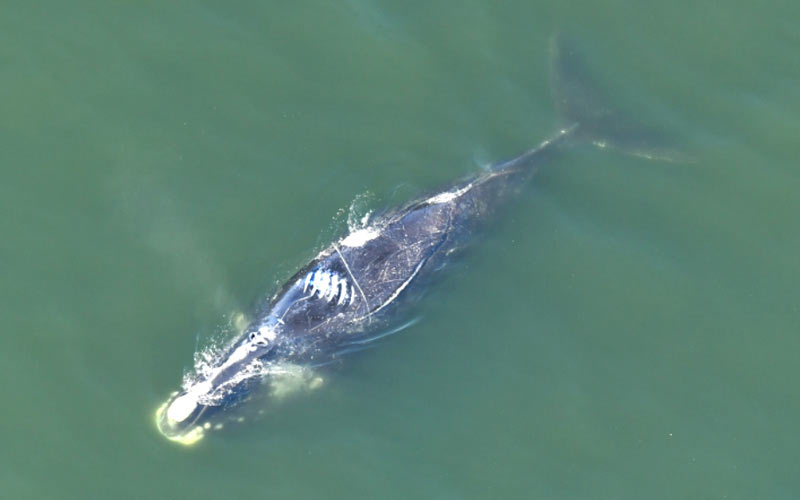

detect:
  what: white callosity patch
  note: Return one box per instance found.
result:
[303,268,355,305]
[426,183,473,204]
[257,324,276,342]
[248,323,277,349]
[341,227,380,247]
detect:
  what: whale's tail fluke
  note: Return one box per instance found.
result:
[549,34,688,162]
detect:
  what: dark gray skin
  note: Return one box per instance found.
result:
[156,126,575,442]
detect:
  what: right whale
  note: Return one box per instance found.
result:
[156,35,677,445]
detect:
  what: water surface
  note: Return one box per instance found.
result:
[2,1,799,498]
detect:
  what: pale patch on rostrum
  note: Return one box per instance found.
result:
[154,397,206,446]
[165,380,212,423]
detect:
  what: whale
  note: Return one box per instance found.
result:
[155,37,672,445]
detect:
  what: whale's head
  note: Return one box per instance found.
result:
[155,325,275,445]
[154,322,326,445]
[155,363,324,445]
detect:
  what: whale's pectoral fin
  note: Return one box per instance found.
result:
[346,316,422,347]
[316,316,423,364]
[268,366,324,398]
[231,311,250,334]
[550,34,692,163]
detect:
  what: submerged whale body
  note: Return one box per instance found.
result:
[156,37,668,444]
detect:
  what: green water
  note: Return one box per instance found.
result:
[3,1,799,498]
